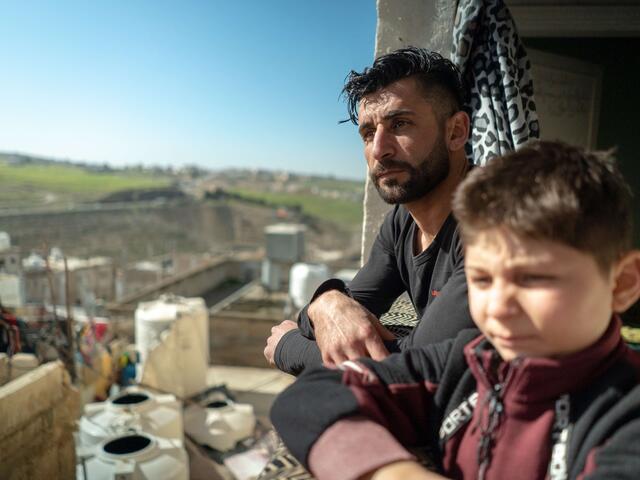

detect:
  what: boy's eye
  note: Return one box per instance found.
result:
[470,275,492,288]
[517,274,555,285]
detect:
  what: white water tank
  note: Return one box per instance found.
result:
[183,394,256,452]
[135,295,208,365]
[289,263,330,309]
[135,295,209,398]
[79,387,183,447]
[77,433,188,480]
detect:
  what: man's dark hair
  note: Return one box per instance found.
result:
[342,47,466,125]
[452,140,634,272]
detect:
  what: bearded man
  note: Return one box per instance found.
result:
[265,47,476,374]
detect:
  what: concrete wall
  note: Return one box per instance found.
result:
[362,0,456,262]
[1,200,267,263]
[111,252,259,308]
[0,362,79,480]
[24,262,115,305]
[210,310,281,367]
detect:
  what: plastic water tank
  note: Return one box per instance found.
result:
[289,263,330,308]
[77,433,188,480]
[135,294,209,365]
[135,295,209,397]
[183,394,256,451]
[79,387,183,447]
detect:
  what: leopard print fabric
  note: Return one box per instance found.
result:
[451,0,540,165]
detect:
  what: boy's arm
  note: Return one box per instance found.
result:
[577,416,640,479]
[271,331,476,480]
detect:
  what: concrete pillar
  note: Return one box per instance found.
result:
[361,0,457,263]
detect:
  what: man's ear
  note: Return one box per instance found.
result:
[446,111,470,152]
[612,251,640,313]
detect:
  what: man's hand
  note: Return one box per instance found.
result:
[309,290,395,366]
[264,320,298,365]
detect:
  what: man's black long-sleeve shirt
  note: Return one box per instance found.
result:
[274,205,475,374]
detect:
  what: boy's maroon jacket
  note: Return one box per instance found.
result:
[271,318,640,480]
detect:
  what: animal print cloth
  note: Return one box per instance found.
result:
[451,0,540,165]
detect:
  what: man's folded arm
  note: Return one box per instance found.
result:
[297,209,407,339]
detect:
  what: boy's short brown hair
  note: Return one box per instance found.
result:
[452,140,633,271]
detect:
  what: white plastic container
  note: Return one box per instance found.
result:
[135,295,209,365]
[289,263,330,308]
[76,433,188,480]
[183,394,256,451]
[79,387,183,447]
[135,295,209,397]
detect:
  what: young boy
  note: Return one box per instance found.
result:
[270,140,640,480]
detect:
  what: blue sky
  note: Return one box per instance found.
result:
[0,1,376,179]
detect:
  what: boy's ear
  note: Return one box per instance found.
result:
[612,251,640,313]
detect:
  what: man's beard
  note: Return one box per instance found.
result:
[370,135,450,204]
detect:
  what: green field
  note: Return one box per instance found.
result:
[230,188,363,228]
[0,156,363,229]
[0,160,171,208]
[300,177,364,194]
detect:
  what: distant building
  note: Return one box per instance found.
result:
[22,251,115,306]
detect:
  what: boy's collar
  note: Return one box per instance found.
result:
[464,316,626,405]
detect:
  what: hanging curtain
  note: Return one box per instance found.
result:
[451,0,540,165]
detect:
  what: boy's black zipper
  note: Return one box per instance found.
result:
[473,348,518,480]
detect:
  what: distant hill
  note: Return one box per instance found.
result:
[0,152,172,209]
[0,151,364,228]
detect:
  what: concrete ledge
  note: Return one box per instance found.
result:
[207,365,294,395]
[0,362,69,435]
[0,361,79,480]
